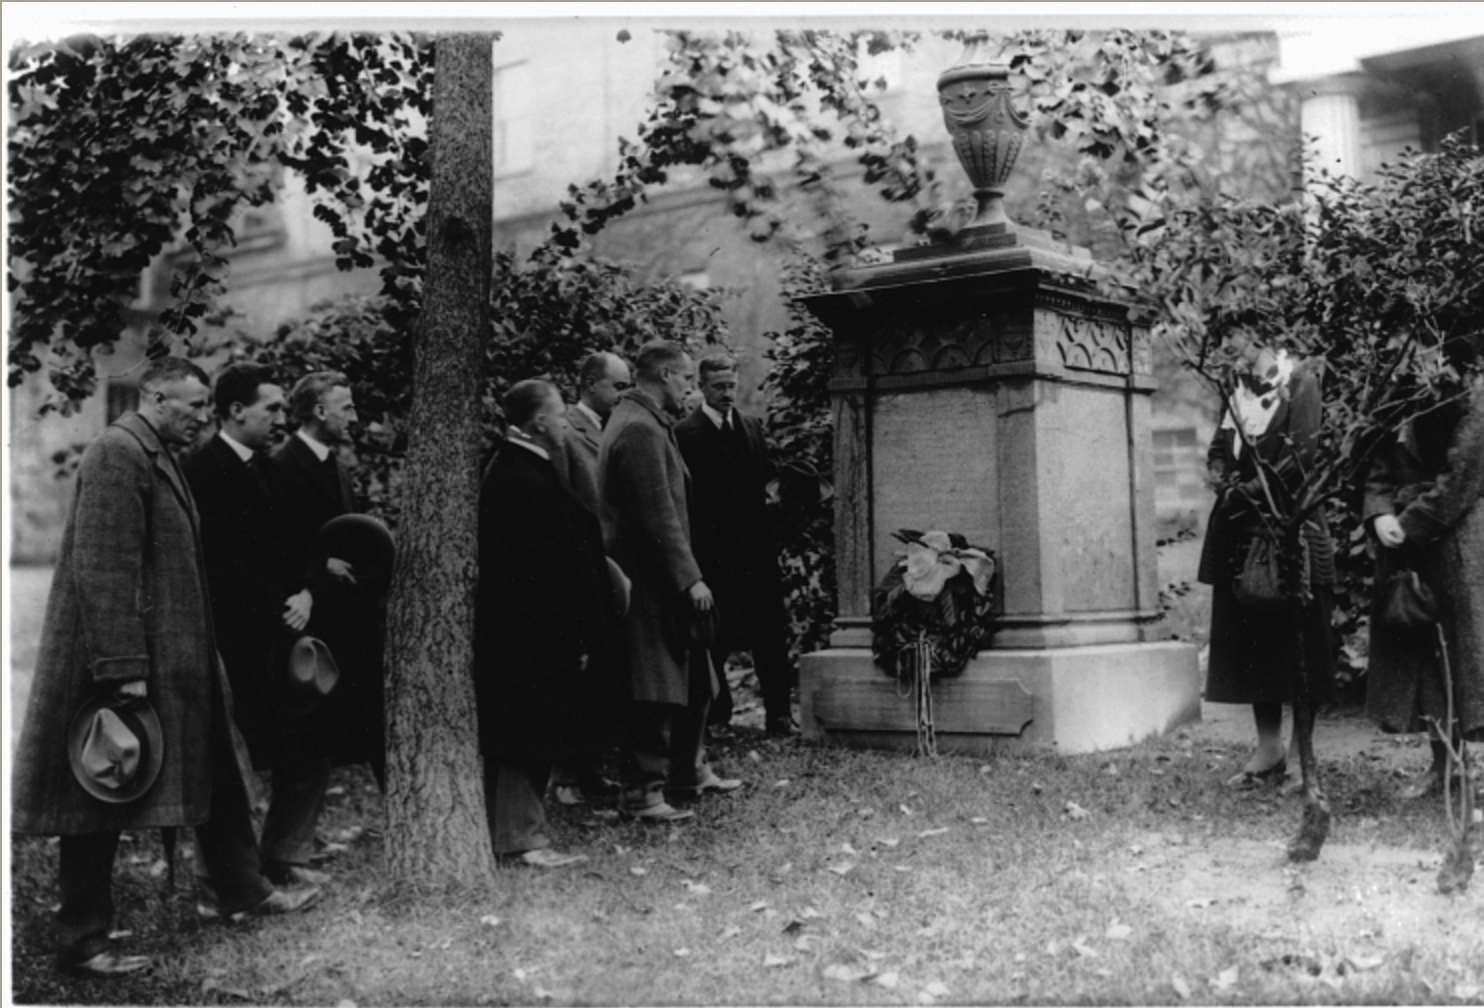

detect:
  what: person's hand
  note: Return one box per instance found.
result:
[1374,514,1406,548]
[282,589,313,632]
[325,557,358,586]
[688,580,714,612]
[116,680,147,699]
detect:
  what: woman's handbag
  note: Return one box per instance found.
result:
[1232,529,1287,610]
[1377,567,1437,629]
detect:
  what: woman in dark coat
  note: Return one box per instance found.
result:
[1199,339,1337,785]
[1364,356,1484,798]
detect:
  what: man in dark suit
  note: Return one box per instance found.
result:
[474,379,611,867]
[550,350,631,806]
[184,362,328,888]
[271,371,385,789]
[561,350,632,517]
[600,341,741,822]
[676,354,795,736]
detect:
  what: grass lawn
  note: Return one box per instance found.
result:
[9,718,1484,1006]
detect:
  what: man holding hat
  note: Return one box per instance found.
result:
[474,379,613,867]
[11,356,319,978]
[272,370,387,789]
[599,341,742,822]
[184,361,330,889]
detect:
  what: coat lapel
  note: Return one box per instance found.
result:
[117,413,200,533]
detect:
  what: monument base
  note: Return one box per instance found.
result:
[800,642,1201,756]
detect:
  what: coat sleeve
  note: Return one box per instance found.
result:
[609,421,703,595]
[1397,386,1484,546]
[71,433,151,683]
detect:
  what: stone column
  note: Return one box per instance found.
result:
[1298,73,1365,180]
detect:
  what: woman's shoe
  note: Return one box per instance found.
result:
[1225,758,1288,788]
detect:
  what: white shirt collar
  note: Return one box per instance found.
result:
[506,433,550,462]
[701,403,731,429]
[296,429,333,462]
[219,430,255,463]
[575,401,603,430]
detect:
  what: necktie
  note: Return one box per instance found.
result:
[247,453,271,501]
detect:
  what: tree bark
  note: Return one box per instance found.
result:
[384,33,496,885]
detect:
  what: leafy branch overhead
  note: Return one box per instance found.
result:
[7,31,437,409]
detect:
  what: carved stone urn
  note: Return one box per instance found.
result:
[937,35,1028,230]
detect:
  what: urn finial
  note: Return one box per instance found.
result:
[937,35,1028,230]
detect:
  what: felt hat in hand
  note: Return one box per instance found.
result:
[285,635,341,715]
[606,557,632,619]
[67,693,165,804]
[315,513,396,602]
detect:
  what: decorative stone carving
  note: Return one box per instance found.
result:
[937,38,1028,229]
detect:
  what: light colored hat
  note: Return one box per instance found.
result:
[285,636,341,715]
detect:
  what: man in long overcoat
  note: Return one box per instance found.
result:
[184,362,326,887]
[548,350,631,806]
[473,379,611,867]
[676,353,795,735]
[11,357,317,976]
[599,341,741,822]
[271,370,385,788]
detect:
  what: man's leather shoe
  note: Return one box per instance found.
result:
[623,801,695,823]
[62,951,151,977]
[671,771,743,803]
[198,884,321,922]
[263,862,331,887]
[554,784,585,807]
[766,716,799,737]
[500,848,588,869]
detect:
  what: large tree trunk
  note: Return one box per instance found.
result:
[383,33,496,885]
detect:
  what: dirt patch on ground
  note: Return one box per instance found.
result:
[1123,828,1484,970]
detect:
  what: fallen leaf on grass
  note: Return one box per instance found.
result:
[978,764,993,775]
[801,906,821,919]
[532,987,554,1002]
[841,842,858,855]
[747,750,762,763]
[1212,966,1239,992]
[1072,939,1099,958]
[773,779,790,789]
[1172,974,1192,999]
[1346,954,1384,971]
[513,967,540,983]
[326,785,346,797]
[630,866,647,876]
[750,900,770,912]
[823,963,874,983]
[875,971,900,989]
[1456,984,1482,999]
[876,837,900,848]
[1185,897,1217,908]
[894,865,913,872]
[1105,923,1133,941]
[923,980,951,997]
[1064,802,1090,820]
[107,929,134,940]
[674,948,691,957]
[763,953,796,968]
[827,861,856,876]
[793,935,816,952]
[917,827,950,839]
[856,912,875,927]
[720,925,742,940]
[782,919,806,935]
[682,880,711,895]
[969,816,989,825]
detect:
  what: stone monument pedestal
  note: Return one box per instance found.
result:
[799,224,1201,755]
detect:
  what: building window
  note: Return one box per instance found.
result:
[493,62,535,177]
[1152,427,1207,537]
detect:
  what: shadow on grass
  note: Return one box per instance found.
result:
[9,719,1481,1006]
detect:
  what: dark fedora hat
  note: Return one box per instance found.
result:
[285,635,341,715]
[316,514,396,602]
[67,693,165,804]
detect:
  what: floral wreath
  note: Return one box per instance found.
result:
[871,529,998,755]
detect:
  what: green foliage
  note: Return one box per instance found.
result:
[1118,135,1484,678]
[7,31,434,410]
